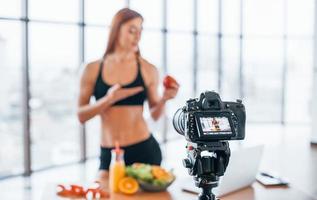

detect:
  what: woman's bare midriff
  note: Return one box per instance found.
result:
[99,105,150,147]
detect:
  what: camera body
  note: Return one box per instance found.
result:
[173,91,246,143]
[173,91,246,200]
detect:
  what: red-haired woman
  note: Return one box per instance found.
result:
[77,8,179,178]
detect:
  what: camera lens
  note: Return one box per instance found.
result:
[173,108,185,135]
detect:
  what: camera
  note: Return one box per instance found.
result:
[173,91,245,143]
[172,91,246,200]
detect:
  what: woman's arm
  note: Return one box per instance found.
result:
[149,84,179,121]
[77,62,145,124]
[142,60,179,121]
[77,62,112,124]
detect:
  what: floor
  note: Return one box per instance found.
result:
[0,124,316,200]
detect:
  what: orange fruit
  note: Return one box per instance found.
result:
[152,166,169,179]
[118,177,139,195]
[152,166,174,182]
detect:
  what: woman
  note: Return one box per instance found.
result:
[77,8,179,178]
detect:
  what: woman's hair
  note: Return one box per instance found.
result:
[103,8,143,58]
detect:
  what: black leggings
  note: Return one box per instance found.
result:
[99,134,162,170]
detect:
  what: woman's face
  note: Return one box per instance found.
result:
[118,17,143,53]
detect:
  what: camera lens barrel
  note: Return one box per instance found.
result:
[172,108,185,136]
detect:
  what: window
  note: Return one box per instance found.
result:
[222,0,240,35]
[197,35,218,94]
[130,0,163,29]
[0,0,21,18]
[287,0,314,36]
[197,0,218,34]
[29,0,79,22]
[0,21,23,177]
[243,39,284,122]
[166,32,193,139]
[85,0,126,25]
[139,30,163,69]
[85,26,109,62]
[286,40,313,123]
[167,0,194,32]
[29,23,80,169]
[244,0,284,36]
[166,33,193,122]
[222,37,240,100]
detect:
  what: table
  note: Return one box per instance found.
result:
[43,177,316,200]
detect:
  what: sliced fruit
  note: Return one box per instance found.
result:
[118,177,139,195]
[70,184,86,196]
[152,166,169,179]
[152,166,175,183]
[85,188,110,199]
[56,185,73,197]
[56,184,84,197]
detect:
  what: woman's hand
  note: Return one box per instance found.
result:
[162,82,179,101]
[105,84,144,105]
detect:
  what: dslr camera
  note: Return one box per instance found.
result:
[173,91,245,143]
[172,91,246,200]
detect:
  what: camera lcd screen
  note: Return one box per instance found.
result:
[199,117,232,135]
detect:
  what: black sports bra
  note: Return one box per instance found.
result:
[93,58,147,106]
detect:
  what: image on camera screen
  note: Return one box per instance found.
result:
[200,117,232,135]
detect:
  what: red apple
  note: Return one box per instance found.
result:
[163,75,178,89]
